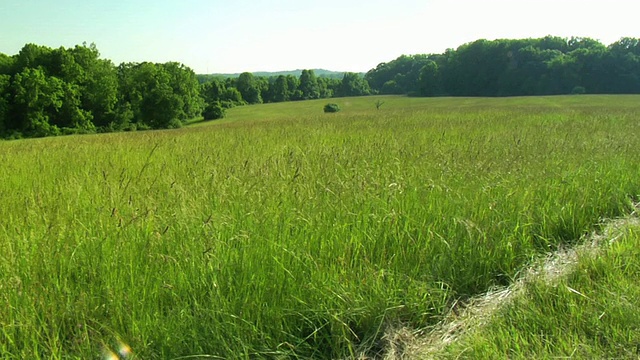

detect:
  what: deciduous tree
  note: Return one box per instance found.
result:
[236,72,262,104]
[299,69,320,100]
[11,67,64,136]
[337,72,370,97]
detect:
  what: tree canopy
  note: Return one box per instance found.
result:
[366,36,640,97]
[0,43,203,137]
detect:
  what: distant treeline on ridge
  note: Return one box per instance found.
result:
[1,36,639,139]
[366,36,640,97]
[203,69,353,79]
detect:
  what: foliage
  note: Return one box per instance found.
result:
[337,72,371,97]
[418,60,441,96]
[199,70,343,107]
[299,69,320,100]
[11,67,65,137]
[236,72,263,104]
[0,74,10,133]
[204,69,350,80]
[366,54,433,94]
[0,43,202,138]
[201,78,224,104]
[116,62,203,129]
[323,103,341,113]
[366,36,640,97]
[202,101,226,120]
[0,53,14,75]
[271,75,290,102]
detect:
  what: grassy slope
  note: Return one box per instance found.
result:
[0,95,639,358]
[435,222,640,359]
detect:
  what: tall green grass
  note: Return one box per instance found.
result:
[436,223,640,359]
[1,95,639,358]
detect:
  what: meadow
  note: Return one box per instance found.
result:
[1,95,639,358]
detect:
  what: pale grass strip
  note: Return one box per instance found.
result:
[380,204,639,360]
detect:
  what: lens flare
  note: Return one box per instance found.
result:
[118,340,133,358]
[102,348,119,360]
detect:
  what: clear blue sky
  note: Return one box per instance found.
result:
[1,0,638,74]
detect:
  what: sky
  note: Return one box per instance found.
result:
[1,0,638,74]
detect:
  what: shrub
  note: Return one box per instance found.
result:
[203,102,226,120]
[167,118,183,129]
[220,100,236,109]
[323,103,341,113]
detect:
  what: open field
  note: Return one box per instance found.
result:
[1,95,639,358]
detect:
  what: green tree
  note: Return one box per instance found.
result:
[443,39,510,96]
[74,45,119,128]
[337,72,371,97]
[220,87,244,106]
[114,62,143,129]
[116,61,203,129]
[161,62,204,119]
[14,43,53,73]
[48,44,118,129]
[299,69,320,100]
[0,53,13,75]
[45,81,95,133]
[318,76,340,98]
[609,37,640,56]
[202,101,225,120]
[11,67,64,137]
[201,78,224,104]
[84,57,118,128]
[366,54,432,94]
[537,35,570,52]
[236,72,262,104]
[497,46,563,95]
[567,37,606,52]
[139,64,184,128]
[381,80,401,94]
[272,75,289,102]
[285,75,300,100]
[418,60,441,96]
[0,74,10,134]
[606,38,640,93]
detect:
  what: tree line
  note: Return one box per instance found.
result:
[365,36,640,97]
[2,36,640,139]
[0,43,371,138]
[0,43,207,138]
[199,70,370,108]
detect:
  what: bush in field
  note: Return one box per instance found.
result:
[167,118,183,129]
[323,103,340,113]
[203,102,226,120]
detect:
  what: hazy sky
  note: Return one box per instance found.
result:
[1,0,638,74]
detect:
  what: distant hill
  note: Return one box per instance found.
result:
[201,69,363,80]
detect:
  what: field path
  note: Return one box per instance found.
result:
[381,203,640,359]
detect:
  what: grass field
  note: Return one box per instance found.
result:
[1,95,639,358]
